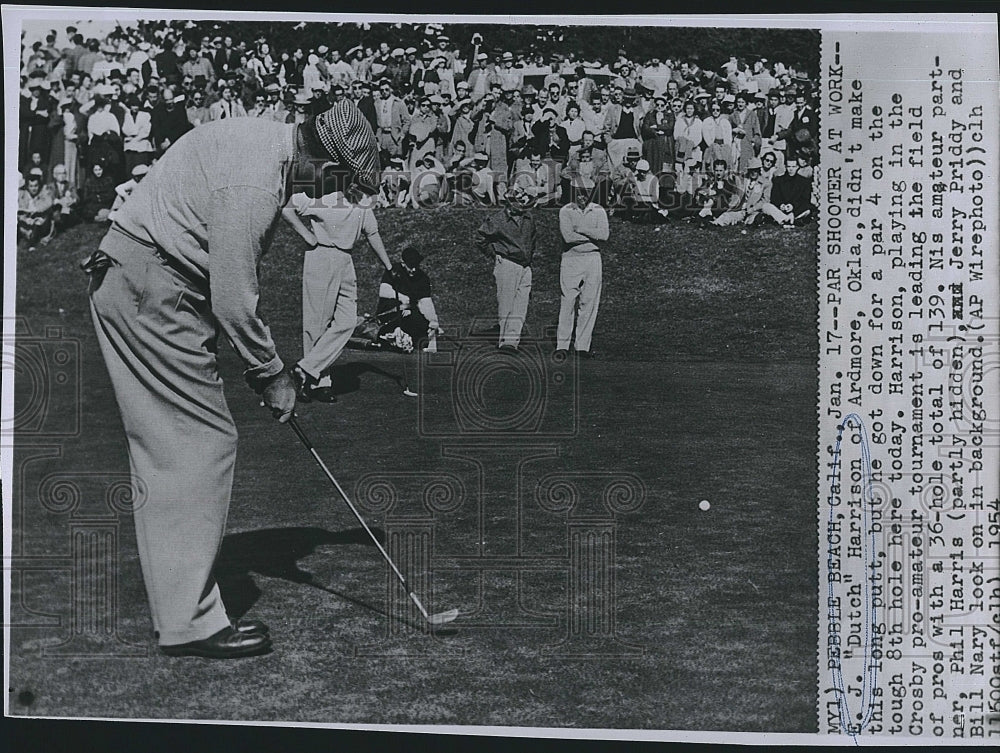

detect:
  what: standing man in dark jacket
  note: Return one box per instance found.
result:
[474,184,538,351]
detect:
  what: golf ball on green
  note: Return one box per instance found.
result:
[699,500,711,511]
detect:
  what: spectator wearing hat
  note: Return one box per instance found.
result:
[603,87,642,168]
[108,163,150,222]
[449,97,476,158]
[562,130,610,204]
[347,46,369,83]
[729,93,762,176]
[498,52,523,93]
[48,162,79,232]
[701,98,733,172]
[556,176,609,358]
[374,80,409,158]
[385,49,410,95]
[92,43,124,83]
[17,169,55,249]
[122,95,154,173]
[376,246,442,352]
[640,93,675,174]
[467,52,498,103]
[20,78,54,171]
[713,156,771,226]
[628,158,668,224]
[609,146,641,209]
[182,46,215,85]
[86,91,122,149]
[475,183,537,350]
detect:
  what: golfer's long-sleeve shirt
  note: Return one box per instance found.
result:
[474,208,537,266]
[99,117,297,386]
[558,202,609,253]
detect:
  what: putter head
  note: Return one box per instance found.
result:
[403,388,419,398]
[427,608,459,625]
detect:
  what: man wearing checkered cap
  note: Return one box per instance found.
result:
[85,99,379,659]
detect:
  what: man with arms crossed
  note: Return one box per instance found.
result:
[556,176,609,358]
[85,99,379,658]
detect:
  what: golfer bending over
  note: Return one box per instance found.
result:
[85,100,379,658]
[282,184,393,403]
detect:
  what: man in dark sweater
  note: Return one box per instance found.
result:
[376,246,441,351]
[767,156,814,225]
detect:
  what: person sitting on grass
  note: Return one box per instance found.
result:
[469,151,497,205]
[17,169,55,250]
[625,159,669,224]
[409,152,448,208]
[694,159,741,222]
[80,160,118,222]
[446,141,476,206]
[48,163,80,235]
[712,157,771,227]
[108,163,150,223]
[378,156,410,208]
[375,246,443,352]
[765,156,814,226]
[608,147,642,216]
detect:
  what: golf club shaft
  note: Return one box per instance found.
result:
[287,418,433,622]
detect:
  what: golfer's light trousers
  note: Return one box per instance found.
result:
[298,247,357,388]
[556,250,603,352]
[494,255,532,347]
[89,240,234,646]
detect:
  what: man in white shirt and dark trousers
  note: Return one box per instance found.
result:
[556,175,609,358]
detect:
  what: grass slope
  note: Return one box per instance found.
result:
[9,210,819,731]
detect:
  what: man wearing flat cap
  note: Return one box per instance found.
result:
[85,99,381,659]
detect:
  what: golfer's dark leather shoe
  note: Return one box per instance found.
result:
[233,618,270,635]
[160,626,272,659]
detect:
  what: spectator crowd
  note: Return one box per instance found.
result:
[18,19,819,250]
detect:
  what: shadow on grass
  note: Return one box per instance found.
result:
[326,360,404,395]
[215,525,386,620]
